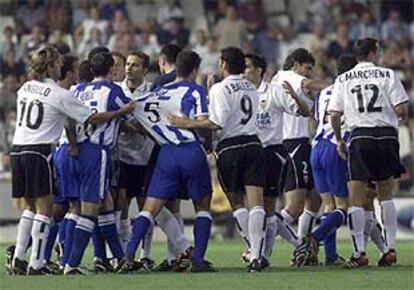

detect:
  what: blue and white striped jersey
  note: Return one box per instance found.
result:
[133,80,208,145]
[313,84,349,145]
[73,80,131,147]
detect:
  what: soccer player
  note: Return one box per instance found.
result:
[64,51,135,275]
[244,53,312,268]
[271,49,329,243]
[292,54,358,267]
[117,50,215,273]
[10,46,104,275]
[150,44,182,91]
[111,51,126,82]
[169,47,266,272]
[117,51,156,269]
[328,38,409,268]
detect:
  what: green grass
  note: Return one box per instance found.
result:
[0,240,413,290]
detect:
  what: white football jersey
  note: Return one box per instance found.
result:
[74,80,131,147]
[271,70,314,140]
[13,78,92,146]
[118,79,155,165]
[133,80,208,145]
[209,75,259,143]
[313,85,349,145]
[328,62,409,130]
[255,81,299,147]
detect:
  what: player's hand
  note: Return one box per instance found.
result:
[69,145,80,158]
[336,139,348,160]
[282,81,296,98]
[167,113,190,128]
[120,102,136,114]
[207,72,218,91]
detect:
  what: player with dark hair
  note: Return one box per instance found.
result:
[150,44,182,91]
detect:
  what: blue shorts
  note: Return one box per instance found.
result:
[54,144,80,202]
[77,143,110,203]
[147,142,212,202]
[311,139,348,197]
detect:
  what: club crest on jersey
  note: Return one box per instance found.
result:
[256,101,271,128]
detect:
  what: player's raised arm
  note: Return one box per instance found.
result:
[282,81,311,117]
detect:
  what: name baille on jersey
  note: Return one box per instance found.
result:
[73,80,131,147]
[328,62,409,130]
[313,85,349,145]
[133,80,208,145]
[13,78,92,146]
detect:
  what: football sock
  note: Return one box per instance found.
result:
[248,206,266,261]
[192,211,212,264]
[59,215,69,248]
[274,212,301,248]
[281,209,295,225]
[63,213,79,265]
[370,218,386,253]
[68,215,96,267]
[380,200,397,251]
[173,212,191,250]
[114,210,122,232]
[119,218,131,252]
[44,219,58,263]
[324,229,337,260]
[98,211,124,259]
[233,207,250,249]
[348,206,365,258]
[140,221,154,259]
[30,214,51,270]
[14,209,34,261]
[298,210,318,238]
[92,221,106,261]
[126,211,153,258]
[313,209,346,242]
[156,208,179,262]
[263,214,278,260]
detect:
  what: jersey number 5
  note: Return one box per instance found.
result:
[18,98,44,130]
[240,95,253,125]
[351,84,382,113]
[144,102,161,123]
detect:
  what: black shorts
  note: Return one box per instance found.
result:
[283,138,314,192]
[349,127,405,181]
[11,144,55,199]
[263,145,288,197]
[216,135,265,193]
[119,161,147,199]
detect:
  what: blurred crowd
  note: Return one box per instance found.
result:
[0,0,412,190]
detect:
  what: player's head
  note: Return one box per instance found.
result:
[111,51,126,82]
[58,54,79,86]
[244,53,266,84]
[158,44,182,74]
[337,53,358,75]
[126,51,150,82]
[220,47,245,76]
[78,60,94,83]
[87,46,110,61]
[29,46,62,81]
[290,48,315,78]
[283,53,294,70]
[354,38,379,63]
[90,51,114,79]
[175,50,201,81]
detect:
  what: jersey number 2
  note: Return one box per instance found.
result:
[18,99,44,129]
[351,84,382,113]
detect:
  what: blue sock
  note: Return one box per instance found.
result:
[313,209,346,242]
[63,214,78,265]
[98,211,124,259]
[192,211,212,264]
[44,221,58,262]
[59,218,68,246]
[324,229,337,260]
[126,212,153,258]
[68,215,96,267]
[92,224,106,260]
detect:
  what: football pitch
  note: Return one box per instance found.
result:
[0,240,413,290]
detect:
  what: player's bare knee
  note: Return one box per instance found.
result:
[143,197,167,217]
[194,194,212,212]
[376,178,394,201]
[81,201,99,217]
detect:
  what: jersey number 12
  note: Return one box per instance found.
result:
[351,84,382,113]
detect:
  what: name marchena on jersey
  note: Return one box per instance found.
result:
[338,68,391,83]
[224,80,256,94]
[23,83,52,96]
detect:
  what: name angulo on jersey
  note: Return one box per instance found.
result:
[314,86,349,144]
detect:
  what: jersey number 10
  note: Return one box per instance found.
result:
[18,98,44,130]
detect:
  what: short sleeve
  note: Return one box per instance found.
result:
[388,71,409,107]
[193,86,209,117]
[208,83,229,128]
[328,78,344,113]
[271,83,299,115]
[59,91,93,124]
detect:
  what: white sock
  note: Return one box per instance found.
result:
[140,221,154,259]
[380,200,397,251]
[233,208,250,249]
[298,210,318,238]
[248,206,266,261]
[114,210,122,232]
[364,211,385,253]
[262,214,278,260]
[363,211,374,246]
[275,212,301,248]
[281,209,295,225]
[156,207,188,256]
[119,219,131,252]
[173,212,190,250]
[14,210,35,261]
[348,206,365,258]
[30,214,51,270]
